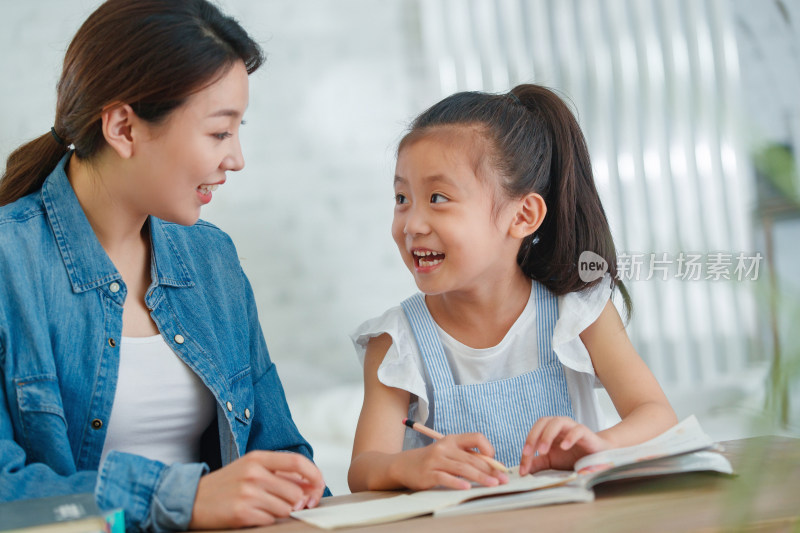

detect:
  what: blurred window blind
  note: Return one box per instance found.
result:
[415,0,762,397]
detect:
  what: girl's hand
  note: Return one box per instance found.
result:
[391,433,509,491]
[518,416,612,475]
[188,450,326,529]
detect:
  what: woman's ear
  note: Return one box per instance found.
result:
[101,103,136,159]
[509,192,547,239]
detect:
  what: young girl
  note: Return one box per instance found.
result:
[348,84,677,492]
[0,1,326,530]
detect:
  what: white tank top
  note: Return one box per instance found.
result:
[99,334,216,466]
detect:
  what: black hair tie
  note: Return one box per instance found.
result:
[50,127,66,145]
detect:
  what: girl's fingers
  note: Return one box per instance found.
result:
[519,446,536,475]
[560,424,590,450]
[520,418,608,475]
[452,432,496,459]
[418,435,508,489]
[442,458,501,488]
[520,418,551,475]
[459,456,507,486]
[529,417,556,449]
[524,453,553,474]
[431,470,473,490]
[520,417,583,474]
[452,434,509,483]
[562,425,607,456]
[537,418,576,455]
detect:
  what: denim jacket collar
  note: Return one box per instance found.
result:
[41,152,194,293]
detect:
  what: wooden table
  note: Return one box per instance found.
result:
[213,436,800,533]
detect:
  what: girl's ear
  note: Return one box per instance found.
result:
[101,103,137,159]
[509,192,547,239]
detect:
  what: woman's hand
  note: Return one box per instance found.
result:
[389,433,509,491]
[188,450,326,529]
[518,416,612,475]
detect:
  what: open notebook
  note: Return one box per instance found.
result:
[292,469,574,529]
[292,416,733,529]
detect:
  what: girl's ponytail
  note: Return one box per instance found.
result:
[510,85,631,316]
[1,131,69,206]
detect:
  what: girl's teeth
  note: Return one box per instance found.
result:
[413,250,444,267]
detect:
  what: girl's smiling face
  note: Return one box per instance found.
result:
[125,60,250,226]
[391,128,526,297]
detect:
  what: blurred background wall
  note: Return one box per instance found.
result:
[1,0,798,495]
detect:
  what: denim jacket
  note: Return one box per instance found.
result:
[0,153,323,531]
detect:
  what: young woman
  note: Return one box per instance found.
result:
[0,1,326,530]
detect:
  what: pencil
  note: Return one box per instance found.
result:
[402,418,509,473]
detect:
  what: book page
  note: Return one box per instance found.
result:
[433,485,594,518]
[291,470,575,530]
[573,415,714,475]
[584,450,733,487]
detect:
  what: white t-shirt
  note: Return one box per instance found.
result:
[99,334,216,466]
[351,277,614,433]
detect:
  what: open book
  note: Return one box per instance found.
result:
[435,416,733,518]
[292,416,733,529]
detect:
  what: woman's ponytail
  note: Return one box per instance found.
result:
[0,132,69,206]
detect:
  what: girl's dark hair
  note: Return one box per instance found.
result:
[0,0,264,206]
[399,84,631,316]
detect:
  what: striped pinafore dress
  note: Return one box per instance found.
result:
[400,282,575,467]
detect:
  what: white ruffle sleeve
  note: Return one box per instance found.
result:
[351,307,432,421]
[553,275,613,385]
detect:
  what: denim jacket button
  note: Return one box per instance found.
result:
[174,334,185,344]
[109,282,120,293]
[244,408,251,419]
[226,401,233,412]
[91,419,103,430]
[108,338,116,348]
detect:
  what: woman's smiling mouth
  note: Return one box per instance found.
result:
[197,184,220,194]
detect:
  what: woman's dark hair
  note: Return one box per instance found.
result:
[398,84,631,316]
[0,0,264,206]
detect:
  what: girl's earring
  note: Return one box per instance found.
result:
[520,235,537,266]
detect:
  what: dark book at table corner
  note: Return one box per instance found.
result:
[0,492,124,533]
